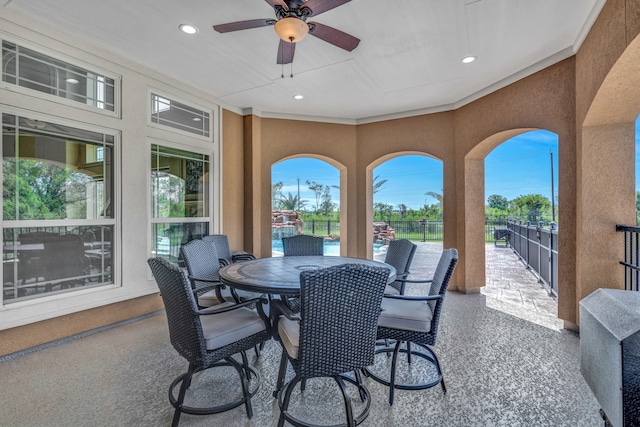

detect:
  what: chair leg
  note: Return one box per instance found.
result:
[389,340,403,406]
[334,375,355,427]
[354,369,367,402]
[277,375,303,427]
[227,357,253,419]
[273,349,289,398]
[423,345,446,393]
[240,351,251,380]
[171,364,196,427]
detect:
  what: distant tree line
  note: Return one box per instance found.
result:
[272,174,557,225]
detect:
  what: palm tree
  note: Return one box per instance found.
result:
[425,191,443,206]
[373,175,388,194]
[280,192,306,211]
[397,203,407,219]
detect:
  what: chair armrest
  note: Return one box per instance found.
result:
[271,298,301,321]
[195,296,265,315]
[187,275,223,285]
[382,294,443,302]
[218,258,231,267]
[232,252,256,262]
[394,277,434,285]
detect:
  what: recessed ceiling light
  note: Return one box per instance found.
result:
[179,24,198,34]
[461,56,477,64]
[192,117,202,122]
[65,78,79,84]
[293,94,304,100]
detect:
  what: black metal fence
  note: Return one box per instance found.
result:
[507,220,558,296]
[616,224,640,291]
[293,219,518,242]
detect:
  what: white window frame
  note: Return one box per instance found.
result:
[147,88,213,142]
[0,32,121,118]
[0,106,121,310]
[148,138,216,263]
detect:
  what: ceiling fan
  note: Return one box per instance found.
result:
[213,0,360,65]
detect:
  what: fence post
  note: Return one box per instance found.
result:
[537,221,544,283]
[312,219,315,235]
[549,222,557,295]
[327,220,331,236]
[420,220,426,242]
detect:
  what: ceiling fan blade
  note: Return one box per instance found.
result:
[277,40,295,64]
[300,0,351,17]
[265,0,288,9]
[213,19,275,33]
[308,22,360,51]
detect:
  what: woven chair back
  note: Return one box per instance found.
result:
[202,235,233,265]
[297,263,389,377]
[282,234,324,256]
[147,257,206,363]
[427,248,458,337]
[384,239,417,292]
[180,239,220,294]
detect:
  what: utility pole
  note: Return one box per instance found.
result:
[550,150,556,222]
[297,177,300,212]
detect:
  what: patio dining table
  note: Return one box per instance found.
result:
[218,255,397,296]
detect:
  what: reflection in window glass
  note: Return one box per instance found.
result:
[1,114,116,303]
[151,144,208,219]
[150,93,210,137]
[2,41,116,111]
[151,144,210,264]
[2,114,113,221]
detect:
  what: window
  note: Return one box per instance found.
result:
[2,41,116,112]
[150,93,210,137]
[151,144,210,263]
[2,113,116,303]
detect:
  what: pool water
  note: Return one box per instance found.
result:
[272,239,383,256]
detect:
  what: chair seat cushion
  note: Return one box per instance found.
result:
[220,287,263,303]
[277,316,300,359]
[384,284,400,295]
[197,290,221,307]
[378,297,433,332]
[200,306,266,350]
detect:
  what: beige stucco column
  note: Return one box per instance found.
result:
[460,157,485,293]
[576,122,635,320]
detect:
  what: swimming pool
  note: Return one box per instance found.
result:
[272,239,384,256]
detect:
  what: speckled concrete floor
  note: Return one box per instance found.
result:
[0,245,602,426]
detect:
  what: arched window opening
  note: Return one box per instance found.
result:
[271,158,340,256]
[372,155,443,259]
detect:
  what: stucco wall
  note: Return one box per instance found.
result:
[4,0,640,354]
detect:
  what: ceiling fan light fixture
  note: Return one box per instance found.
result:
[274,17,309,43]
[462,55,477,64]
[293,94,304,100]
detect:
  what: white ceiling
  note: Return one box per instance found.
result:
[4,0,605,123]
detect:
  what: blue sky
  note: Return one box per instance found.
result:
[272,121,640,211]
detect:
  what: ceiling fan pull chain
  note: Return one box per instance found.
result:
[289,37,294,78]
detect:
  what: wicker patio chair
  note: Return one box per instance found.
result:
[147,257,270,427]
[271,263,390,427]
[383,239,417,295]
[199,235,263,303]
[281,234,324,256]
[202,234,256,266]
[364,248,458,405]
[180,239,227,307]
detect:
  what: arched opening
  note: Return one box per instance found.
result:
[369,153,443,260]
[578,32,640,315]
[271,156,344,256]
[635,115,640,225]
[482,130,560,321]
